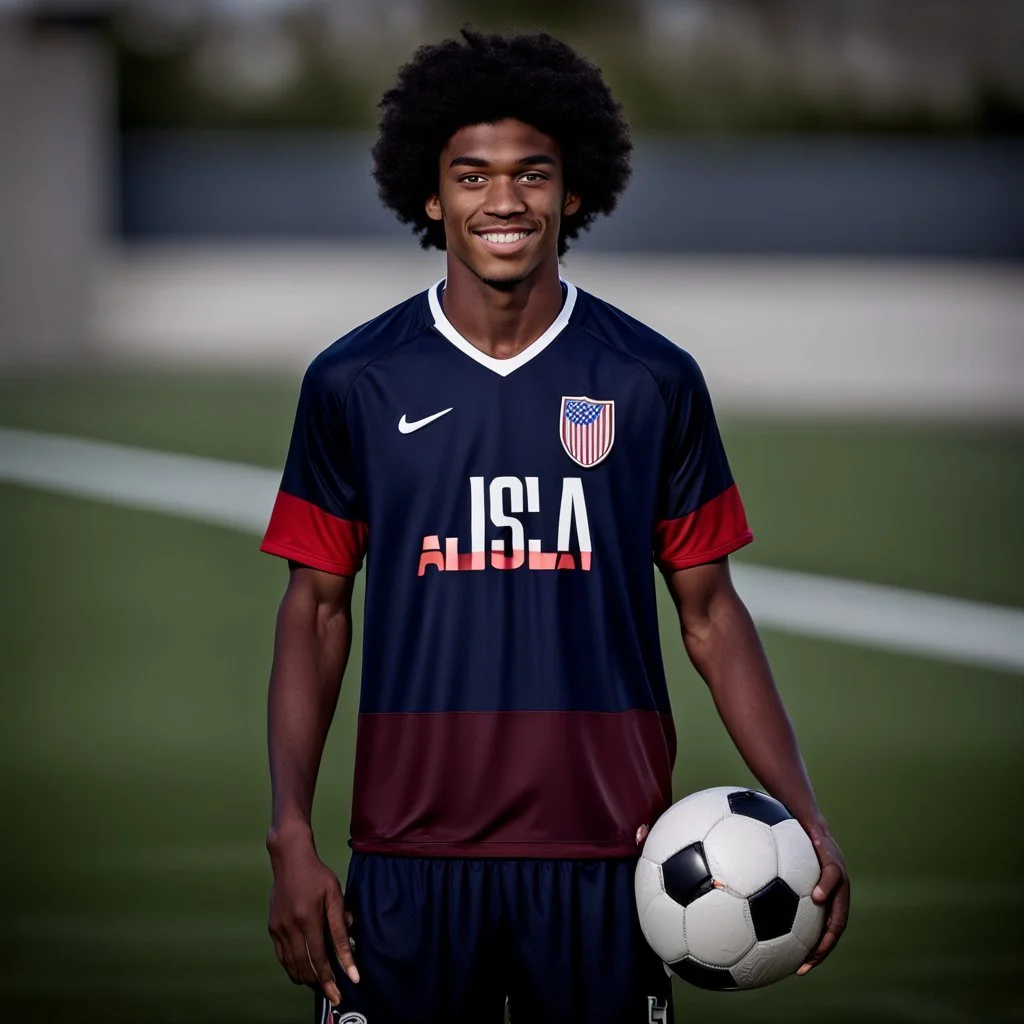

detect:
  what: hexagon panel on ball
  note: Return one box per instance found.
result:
[634,855,665,919]
[791,894,826,950]
[703,813,778,897]
[641,787,740,864]
[682,887,756,967]
[730,931,809,989]
[773,818,821,897]
[641,892,689,963]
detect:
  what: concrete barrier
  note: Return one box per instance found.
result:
[92,244,1024,420]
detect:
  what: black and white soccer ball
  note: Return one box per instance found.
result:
[635,786,825,990]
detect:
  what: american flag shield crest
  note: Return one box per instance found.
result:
[560,396,615,468]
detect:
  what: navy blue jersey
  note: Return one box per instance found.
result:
[262,281,752,858]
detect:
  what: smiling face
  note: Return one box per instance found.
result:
[425,119,581,291]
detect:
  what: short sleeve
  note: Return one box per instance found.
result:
[260,361,368,575]
[653,355,753,571]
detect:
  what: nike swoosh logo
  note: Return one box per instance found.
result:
[398,407,454,434]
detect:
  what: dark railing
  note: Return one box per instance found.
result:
[119,133,1024,259]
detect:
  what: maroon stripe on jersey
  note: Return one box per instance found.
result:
[654,483,753,571]
[349,710,676,858]
[261,490,368,576]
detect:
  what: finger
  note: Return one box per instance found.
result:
[285,927,318,987]
[812,860,844,903]
[304,929,342,1008]
[270,933,292,978]
[797,923,840,975]
[799,882,850,974]
[276,931,305,985]
[326,889,360,984]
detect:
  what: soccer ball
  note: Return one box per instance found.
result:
[635,786,825,990]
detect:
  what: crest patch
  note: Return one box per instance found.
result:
[560,396,615,468]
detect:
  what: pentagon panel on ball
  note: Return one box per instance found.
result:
[669,958,738,991]
[661,842,714,907]
[727,789,792,827]
[636,786,824,991]
[748,878,800,941]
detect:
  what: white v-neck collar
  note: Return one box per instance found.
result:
[428,278,577,378]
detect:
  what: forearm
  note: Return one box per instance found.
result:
[681,586,826,835]
[267,574,352,841]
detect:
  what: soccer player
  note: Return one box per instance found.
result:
[261,27,849,1024]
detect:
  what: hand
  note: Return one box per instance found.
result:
[267,826,360,1006]
[797,828,849,976]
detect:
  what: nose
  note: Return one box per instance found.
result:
[483,176,527,218]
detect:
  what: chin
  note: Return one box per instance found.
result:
[478,271,530,293]
[470,258,539,293]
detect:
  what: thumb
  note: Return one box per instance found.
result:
[813,860,844,904]
[325,887,360,985]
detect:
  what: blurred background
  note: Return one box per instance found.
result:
[0,1,1022,1022]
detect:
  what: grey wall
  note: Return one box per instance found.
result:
[0,25,112,363]
[120,133,1024,259]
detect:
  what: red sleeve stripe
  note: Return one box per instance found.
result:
[654,483,753,571]
[260,490,368,576]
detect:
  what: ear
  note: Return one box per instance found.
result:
[562,191,581,217]
[425,194,443,222]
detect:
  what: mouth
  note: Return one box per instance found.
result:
[473,228,535,254]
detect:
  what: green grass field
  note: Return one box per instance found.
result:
[1,370,1022,1023]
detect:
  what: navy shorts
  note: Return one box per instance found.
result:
[314,853,673,1024]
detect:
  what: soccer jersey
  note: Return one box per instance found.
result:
[261,280,752,858]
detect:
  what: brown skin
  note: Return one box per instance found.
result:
[266,567,358,1007]
[425,118,580,359]
[267,119,848,1007]
[665,558,850,973]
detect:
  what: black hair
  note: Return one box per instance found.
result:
[372,26,632,257]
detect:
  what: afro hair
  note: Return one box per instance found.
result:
[372,27,632,257]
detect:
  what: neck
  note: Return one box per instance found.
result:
[441,253,564,360]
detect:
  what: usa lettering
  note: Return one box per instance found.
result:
[418,476,592,574]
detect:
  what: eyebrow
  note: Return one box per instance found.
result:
[448,154,557,169]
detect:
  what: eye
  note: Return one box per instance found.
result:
[459,174,486,184]
[520,172,548,183]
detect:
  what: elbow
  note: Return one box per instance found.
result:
[680,592,747,681]
[680,612,717,677]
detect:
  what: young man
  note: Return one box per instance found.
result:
[261,27,849,1024]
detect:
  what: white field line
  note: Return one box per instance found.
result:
[735,565,1024,675]
[0,426,275,534]
[2,426,1022,675]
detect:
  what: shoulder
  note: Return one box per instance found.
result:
[570,286,706,398]
[304,289,434,399]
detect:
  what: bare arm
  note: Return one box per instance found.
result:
[665,558,849,974]
[266,565,359,1007]
[268,565,353,838]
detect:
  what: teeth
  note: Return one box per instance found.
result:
[480,231,529,243]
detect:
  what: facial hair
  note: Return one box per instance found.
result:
[478,271,531,293]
